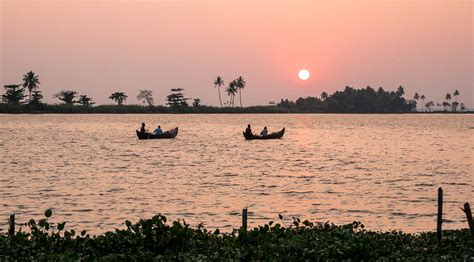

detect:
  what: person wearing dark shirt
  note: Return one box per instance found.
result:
[245,124,252,136]
[140,123,147,135]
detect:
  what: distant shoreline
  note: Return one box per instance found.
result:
[0,104,472,114]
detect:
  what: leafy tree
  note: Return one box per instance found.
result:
[78,95,95,106]
[425,101,434,112]
[226,80,238,107]
[54,90,77,105]
[442,101,450,111]
[22,71,40,103]
[420,95,425,112]
[213,76,224,107]
[137,89,154,106]
[109,92,128,106]
[451,101,459,112]
[2,85,26,104]
[235,76,246,108]
[192,98,201,107]
[166,88,189,107]
[30,90,44,106]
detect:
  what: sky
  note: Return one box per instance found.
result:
[1,0,472,106]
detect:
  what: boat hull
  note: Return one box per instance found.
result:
[243,128,285,140]
[136,127,178,139]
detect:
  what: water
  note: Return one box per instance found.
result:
[0,114,472,234]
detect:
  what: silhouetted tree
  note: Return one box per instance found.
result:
[78,95,95,106]
[451,101,459,112]
[22,71,40,103]
[420,95,425,112]
[30,90,44,106]
[192,98,201,107]
[413,93,419,111]
[137,89,154,106]
[54,90,77,105]
[2,85,26,104]
[453,90,460,102]
[460,103,466,112]
[425,101,434,112]
[109,92,128,105]
[321,92,328,101]
[214,76,224,108]
[226,80,237,107]
[166,88,189,107]
[235,76,246,108]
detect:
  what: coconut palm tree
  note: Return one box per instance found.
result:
[235,76,246,108]
[214,76,224,108]
[420,95,425,112]
[453,90,460,102]
[226,81,237,107]
[425,101,434,112]
[413,93,419,111]
[78,95,95,106]
[109,92,128,106]
[22,71,40,103]
[54,90,77,105]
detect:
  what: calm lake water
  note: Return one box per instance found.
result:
[0,114,472,234]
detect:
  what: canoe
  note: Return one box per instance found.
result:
[136,127,178,140]
[243,128,285,140]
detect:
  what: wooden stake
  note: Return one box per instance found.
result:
[242,208,248,231]
[463,202,474,238]
[437,187,443,243]
[8,214,15,238]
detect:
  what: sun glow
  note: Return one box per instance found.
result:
[298,69,310,80]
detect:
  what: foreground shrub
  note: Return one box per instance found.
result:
[1,210,473,260]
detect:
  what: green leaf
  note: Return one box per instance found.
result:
[58,222,66,231]
[45,209,52,218]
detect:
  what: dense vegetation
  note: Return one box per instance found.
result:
[1,210,473,260]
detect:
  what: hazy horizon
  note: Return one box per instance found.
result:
[1,0,472,106]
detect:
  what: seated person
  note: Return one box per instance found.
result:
[154,125,163,135]
[260,126,268,136]
[244,124,252,136]
[140,123,147,135]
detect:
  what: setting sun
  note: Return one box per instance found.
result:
[298,69,310,80]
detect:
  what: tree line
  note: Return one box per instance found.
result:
[277,86,467,113]
[1,71,469,113]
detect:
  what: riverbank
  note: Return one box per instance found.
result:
[1,211,473,260]
[0,104,472,114]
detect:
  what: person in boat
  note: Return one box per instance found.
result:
[140,123,147,135]
[154,125,163,135]
[244,124,253,136]
[260,126,268,137]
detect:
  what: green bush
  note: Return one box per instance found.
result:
[1,210,473,260]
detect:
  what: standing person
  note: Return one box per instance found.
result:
[154,125,163,135]
[244,124,252,136]
[260,126,268,136]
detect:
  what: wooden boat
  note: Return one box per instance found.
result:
[243,128,285,140]
[136,127,178,140]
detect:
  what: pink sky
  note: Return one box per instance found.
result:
[1,0,472,106]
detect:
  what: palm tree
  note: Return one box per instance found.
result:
[226,81,237,107]
[425,101,435,112]
[109,92,128,105]
[460,103,465,112]
[235,76,246,108]
[214,76,224,108]
[321,92,328,101]
[54,90,77,105]
[78,95,95,106]
[420,95,425,112]
[453,90,460,102]
[22,71,40,103]
[413,93,419,111]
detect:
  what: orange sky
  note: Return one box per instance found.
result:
[1,0,472,106]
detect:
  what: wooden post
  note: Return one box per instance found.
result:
[242,208,248,231]
[463,202,474,238]
[437,187,443,243]
[8,214,15,238]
